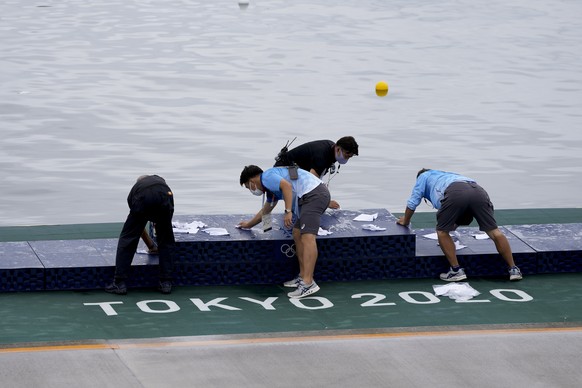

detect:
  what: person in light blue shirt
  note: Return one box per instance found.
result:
[239,165,331,299]
[397,168,522,282]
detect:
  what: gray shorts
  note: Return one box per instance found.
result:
[294,183,331,235]
[436,181,498,232]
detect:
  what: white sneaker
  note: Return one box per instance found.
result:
[287,281,320,299]
[283,275,302,288]
[509,266,523,281]
[439,268,467,282]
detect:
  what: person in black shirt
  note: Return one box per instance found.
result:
[105,175,175,295]
[274,136,359,209]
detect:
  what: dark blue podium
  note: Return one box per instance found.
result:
[1,210,581,292]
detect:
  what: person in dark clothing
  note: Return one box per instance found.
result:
[274,136,359,209]
[105,175,175,295]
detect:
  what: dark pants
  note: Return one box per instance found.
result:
[114,188,175,282]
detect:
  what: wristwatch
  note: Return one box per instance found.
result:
[284,209,292,214]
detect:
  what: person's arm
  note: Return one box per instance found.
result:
[141,229,158,252]
[279,179,294,228]
[238,200,277,229]
[398,175,426,225]
[397,207,415,226]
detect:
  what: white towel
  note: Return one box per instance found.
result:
[433,282,480,302]
[362,224,387,231]
[424,232,466,250]
[318,227,333,236]
[353,213,378,222]
[202,227,229,236]
[172,221,206,234]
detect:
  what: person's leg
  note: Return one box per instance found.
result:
[114,212,147,282]
[287,184,329,297]
[436,230,460,267]
[154,213,175,282]
[436,183,471,281]
[299,233,318,285]
[436,183,467,269]
[292,227,304,277]
[486,228,516,267]
[470,183,519,268]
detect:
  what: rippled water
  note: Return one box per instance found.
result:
[1,0,581,226]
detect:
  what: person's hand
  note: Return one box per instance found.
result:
[284,212,293,228]
[397,216,409,226]
[328,200,340,209]
[237,221,252,229]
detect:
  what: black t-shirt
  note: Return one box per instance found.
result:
[274,140,336,177]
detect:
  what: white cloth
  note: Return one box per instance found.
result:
[433,282,480,302]
[473,233,490,240]
[353,213,378,222]
[172,221,206,234]
[202,227,229,236]
[361,224,386,231]
[423,232,466,250]
[318,227,333,236]
[454,241,467,250]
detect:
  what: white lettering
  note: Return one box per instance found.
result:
[352,293,396,307]
[289,296,334,310]
[239,297,278,310]
[190,297,241,311]
[490,289,533,302]
[398,291,440,304]
[137,300,180,314]
[456,298,491,303]
[83,301,123,316]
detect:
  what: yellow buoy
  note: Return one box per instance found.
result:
[375,81,388,97]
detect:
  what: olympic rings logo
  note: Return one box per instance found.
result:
[280,243,296,258]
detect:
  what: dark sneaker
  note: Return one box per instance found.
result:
[439,268,467,282]
[105,281,127,295]
[158,281,172,294]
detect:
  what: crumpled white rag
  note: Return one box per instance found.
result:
[172,221,206,234]
[423,233,466,250]
[202,227,229,236]
[318,227,333,236]
[353,213,378,222]
[361,224,386,231]
[433,282,480,302]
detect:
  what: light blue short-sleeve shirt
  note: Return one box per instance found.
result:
[261,167,322,203]
[406,170,475,210]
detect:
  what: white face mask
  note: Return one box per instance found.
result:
[249,181,263,196]
[336,148,348,165]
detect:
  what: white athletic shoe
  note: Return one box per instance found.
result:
[439,268,467,282]
[283,275,302,288]
[509,266,523,281]
[287,281,320,299]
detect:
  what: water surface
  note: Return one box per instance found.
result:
[1,0,581,226]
